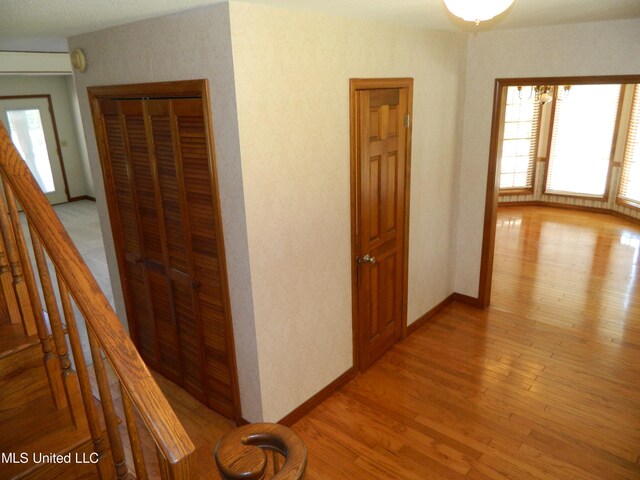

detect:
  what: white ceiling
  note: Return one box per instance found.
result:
[1,0,640,39]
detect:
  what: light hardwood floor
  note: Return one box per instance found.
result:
[122,205,640,479]
[291,206,640,479]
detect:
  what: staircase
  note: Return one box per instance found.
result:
[0,120,307,480]
[0,329,113,479]
[0,121,195,479]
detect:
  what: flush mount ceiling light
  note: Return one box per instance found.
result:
[443,0,516,25]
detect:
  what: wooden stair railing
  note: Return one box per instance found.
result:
[215,423,307,480]
[0,121,196,478]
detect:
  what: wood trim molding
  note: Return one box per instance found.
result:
[44,94,71,202]
[278,367,357,427]
[278,290,481,427]
[477,79,503,309]
[494,75,640,87]
[87,80,206,99]
[541,87,558,195]
[201,80,244,426]
[540,192,607,202]
[606,85,627,200]
[499,187,534,197]
[500,200,640,225]
[479,74,640,311]
[406,294,456,336]
[616,197,640,212]
[350,78,415,90]
[452,293,482,308]
[69,195,96,202]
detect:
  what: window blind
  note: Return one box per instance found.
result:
[545,84,621,197]
[499,86,540,190]
[618,84,640,208]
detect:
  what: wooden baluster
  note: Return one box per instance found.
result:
[87,327,129,479]
[0,183,36,335]
[30,225,89,427]
[121,386,149,480]
[28,226,68,368]
[57,274,114,479]
[2,182,67,408]
[0,227,21,325]
[1,122,196,480]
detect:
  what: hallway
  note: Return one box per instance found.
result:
[292,206,640,479]
[111,205,640,478]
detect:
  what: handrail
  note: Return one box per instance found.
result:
[0,121,196,475]
[215,423,307,480]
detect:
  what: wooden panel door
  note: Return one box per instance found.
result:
[353,81,412,370]
[89,81,240,420]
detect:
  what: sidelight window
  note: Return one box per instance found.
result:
[498,86,540,191]
[618,84,640,208]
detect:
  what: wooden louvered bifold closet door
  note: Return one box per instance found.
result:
[95,93,238,419]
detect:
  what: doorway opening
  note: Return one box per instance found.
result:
[0,95,70,204]
[479,74,640,307]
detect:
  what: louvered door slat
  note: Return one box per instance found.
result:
[149,108,189,273]
[99,99,158,361]
[147,99,207,400]
[173,99,234,416]
[121,101,164,265]
[90,82,239,422]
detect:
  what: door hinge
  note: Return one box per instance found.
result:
[404,113,410,128]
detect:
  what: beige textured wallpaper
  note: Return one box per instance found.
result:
[68,3,264,422]
[64,4,640,426]
[229,2,467,421]
[69,0,469,423]
[455,18,640,298]
[0,75,89,198]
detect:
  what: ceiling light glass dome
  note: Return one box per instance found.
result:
[444,0,515,25]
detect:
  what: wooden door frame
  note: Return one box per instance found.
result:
[349,78,413,371]
[87,79,242,424]
[0,94,71,202]
[478,74,640,308]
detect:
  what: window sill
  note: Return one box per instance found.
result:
[616,198,640,211]
[499,188,534,197]
[542,191,607,201]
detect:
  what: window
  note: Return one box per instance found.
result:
[545,84,621,197]
[499,86,539,191]
[618,84,640,208]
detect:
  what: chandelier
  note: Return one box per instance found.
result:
[517,85,572,105]
[443,0,515,25]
